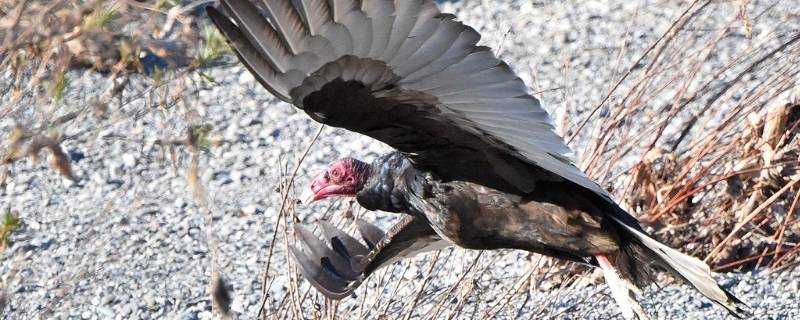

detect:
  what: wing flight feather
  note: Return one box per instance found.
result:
[291,216,445,299]
[209,0,611,199]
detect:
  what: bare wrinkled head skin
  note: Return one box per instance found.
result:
[302,158,370,204]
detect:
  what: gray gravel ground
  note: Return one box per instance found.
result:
[2,0,800,319]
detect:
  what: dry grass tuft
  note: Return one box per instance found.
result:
[1,0,225,183]
[1,0,231,316]
[1,127,77,181]
[573,1,800,272]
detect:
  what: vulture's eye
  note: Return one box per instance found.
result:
[331,170,340,178]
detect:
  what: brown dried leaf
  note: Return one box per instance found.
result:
[763,101,791,149]
[26,135,76,181]
[47,146,75,181]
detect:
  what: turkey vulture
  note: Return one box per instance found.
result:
[207,0,748,318]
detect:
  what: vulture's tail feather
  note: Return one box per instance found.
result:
[596,254,650,320]
[610,217,750,318]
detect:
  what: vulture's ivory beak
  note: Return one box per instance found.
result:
[299,186,317,206]
[300,173,330,206]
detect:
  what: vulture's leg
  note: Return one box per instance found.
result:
[596,255,650,320]
[291,215,447,299]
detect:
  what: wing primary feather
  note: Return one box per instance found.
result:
[291,0,331,35]
[401,24,480,82]
[356,219,385,249]
[318,220,369,258]
[379,0,422,61]
[294,224,360,280]
[327,0,359,22]
[361,0,395,58]
[290,245,353,299]
[219,0,290,73]
[261,0,308,54]
[207,7,291,101]
[386,2,442,66]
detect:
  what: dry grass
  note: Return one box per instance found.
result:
[1,0,231,317]
[1,0,799,319]
[1,0,226,182]
[572,0,800,272]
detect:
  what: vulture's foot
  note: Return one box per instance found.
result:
[290,221,375,299]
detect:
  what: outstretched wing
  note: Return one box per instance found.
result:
[291,215,446,299]
[207,0,610,198]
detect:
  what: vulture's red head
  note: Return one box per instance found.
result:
[302,158,370,204]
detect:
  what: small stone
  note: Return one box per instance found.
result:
[718,278,736,289]
[243,167,260,179]
[232,170,246,183]
[62,177,77,187]
[118,303,134,317]
[143,294,156,310]
[173,197,186,208]
[241,205,258,215]
[69,150,86,162]
[97,306,114,318]
[238,70,255,85]
[14,182,28,194]
[122,154,137,168]
[31,237,52,248]
[789,280,800,292]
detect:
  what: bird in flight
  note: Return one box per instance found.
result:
[207,1,747,318]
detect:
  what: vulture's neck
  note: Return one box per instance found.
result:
[356,152,428,213]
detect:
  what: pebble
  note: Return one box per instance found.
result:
[240,204,259,215]
[143,294,156,310]
[97,306,115,318]
[118,303,134,317]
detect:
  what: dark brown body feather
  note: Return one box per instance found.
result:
[422,180,619,258]
[360,153,655,285]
